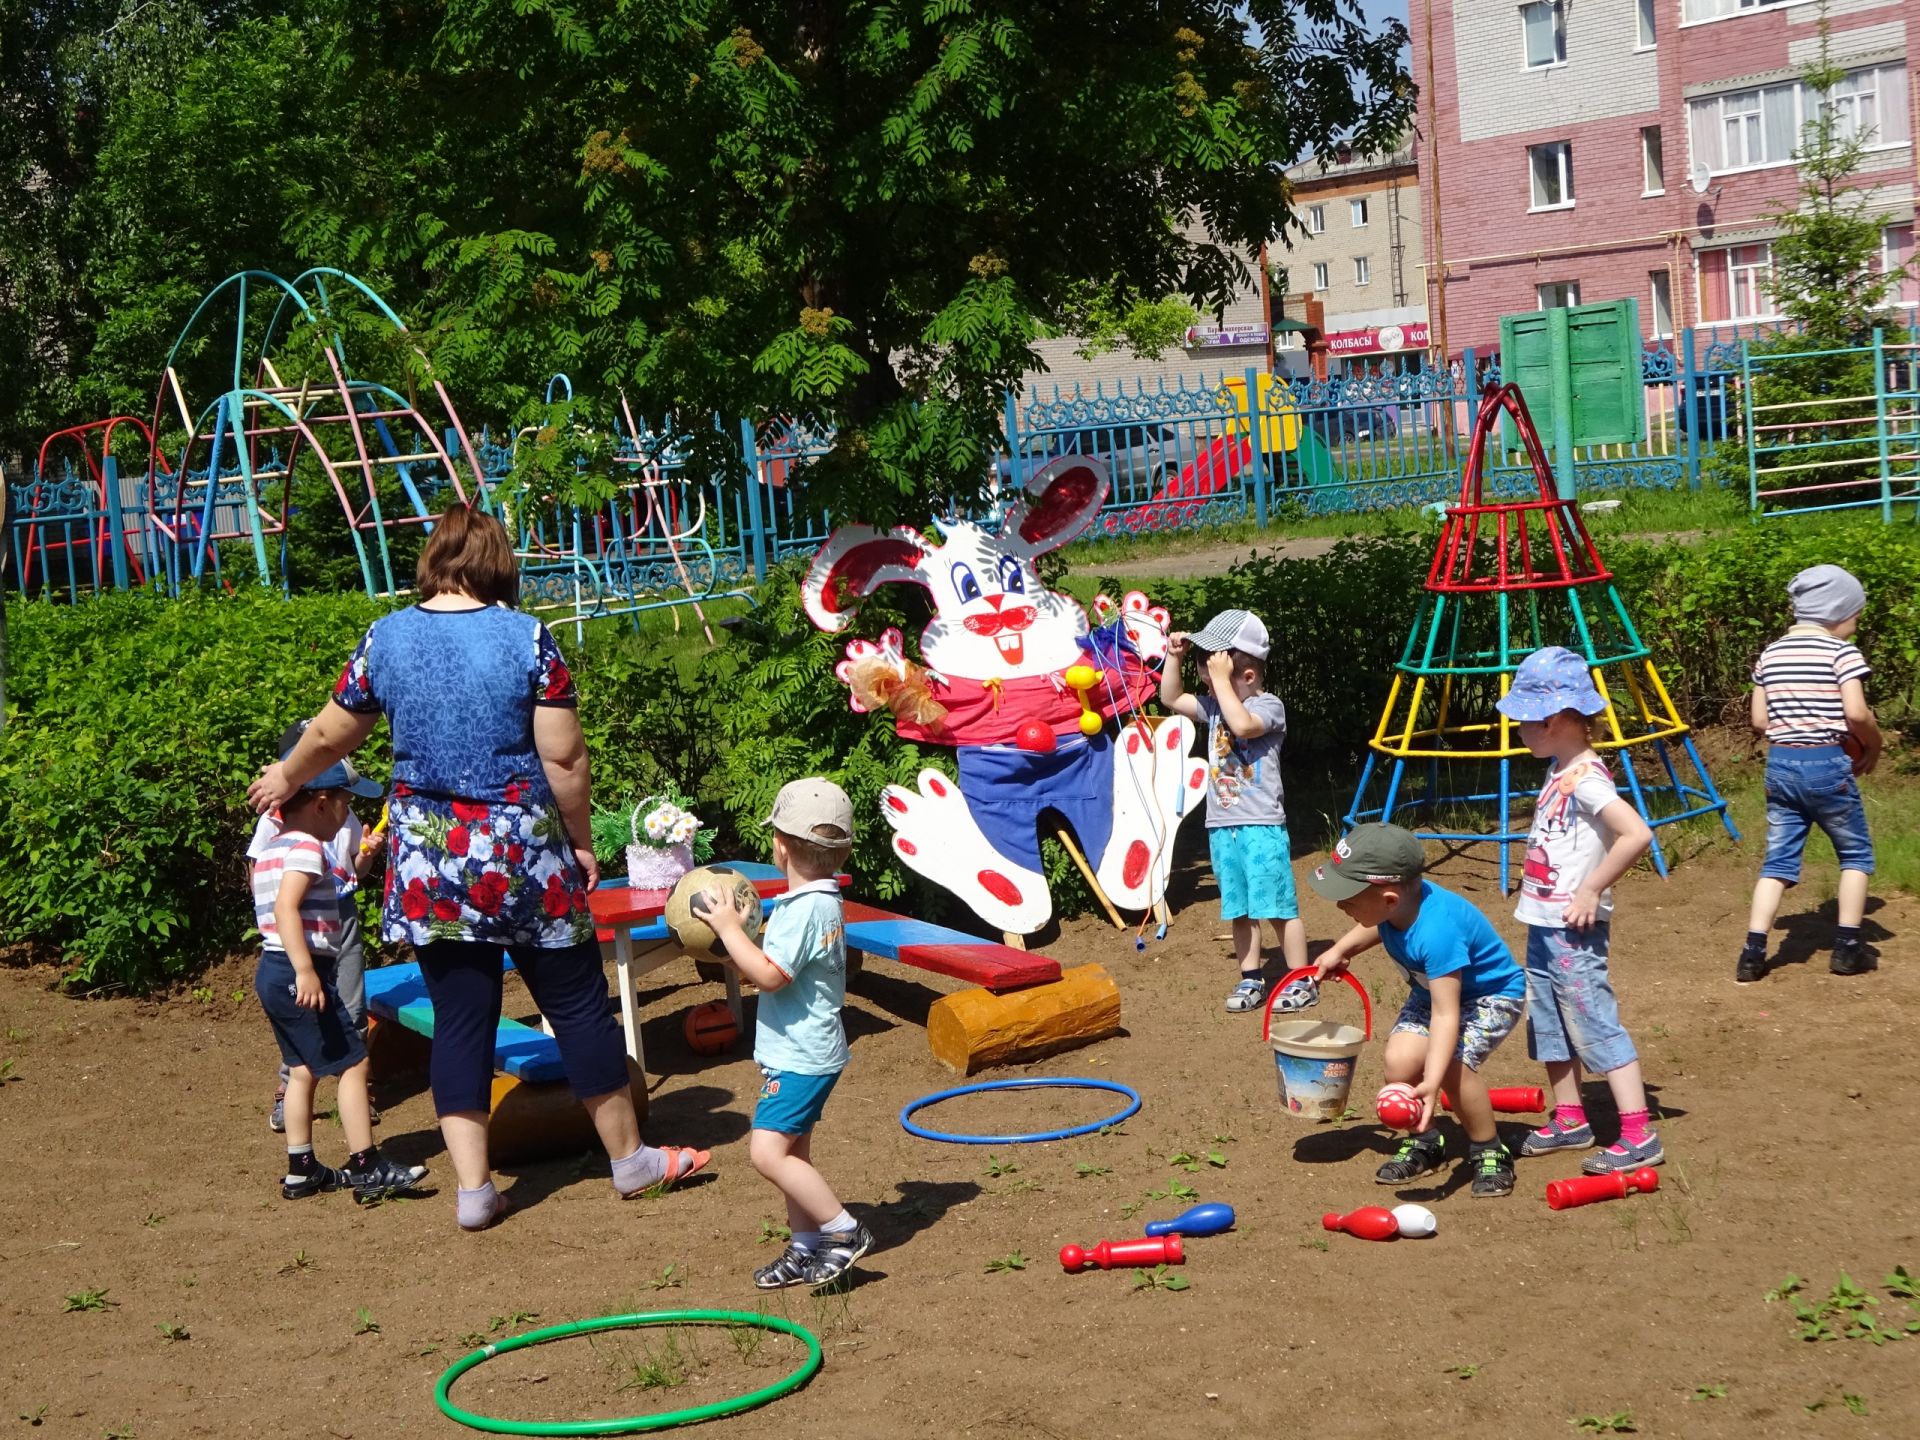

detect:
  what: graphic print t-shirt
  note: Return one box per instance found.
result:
[1197,692,1288,828]
[1514,757,1621,928]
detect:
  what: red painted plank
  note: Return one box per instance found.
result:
[895,942,1061,992]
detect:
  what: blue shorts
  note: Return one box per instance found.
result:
[1762,745,1875,883]
[1524,924,1638,1074]
[753,1067,842,1136]
[256,950,367,1079]
[1208,824,1298,922]
[1393,988,1523,1072]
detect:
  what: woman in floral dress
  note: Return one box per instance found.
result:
[248,506,708,1230]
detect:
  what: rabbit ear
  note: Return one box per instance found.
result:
[1000,456,1108,559]
[803,524,932,632]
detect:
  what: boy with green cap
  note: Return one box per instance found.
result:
[1309,823,1525,1198]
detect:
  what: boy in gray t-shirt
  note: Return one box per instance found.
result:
[1160,609,1306,1012]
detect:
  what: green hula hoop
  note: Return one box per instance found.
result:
[435,1310,823,1436]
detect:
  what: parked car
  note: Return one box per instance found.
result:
[1306,404,1401,445]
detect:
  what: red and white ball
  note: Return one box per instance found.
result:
[1375,1082,1423,1130]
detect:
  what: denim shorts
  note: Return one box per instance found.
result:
[1762,745,1875,883]
[1208,824,1298,922]
[1392,988,1524,1072]
[753,1067,842,1136]
[1524,924,1638,1074]
[256,950,367,1079]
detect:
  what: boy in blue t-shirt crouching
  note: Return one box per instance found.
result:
[1310,823,1525,1199]
[702,778,872,1290]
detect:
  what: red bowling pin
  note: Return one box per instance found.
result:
[1545,1167,1660,1211]
[1322,1206,1400,1241]
[1058,1235,1185,1271]
[1439,1086,1546,1114]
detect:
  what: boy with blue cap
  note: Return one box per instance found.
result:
[1496,647,1660,1174]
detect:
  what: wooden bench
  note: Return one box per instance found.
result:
[840,903,1061,991]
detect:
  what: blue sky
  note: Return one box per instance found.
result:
[1359,0,1411,42]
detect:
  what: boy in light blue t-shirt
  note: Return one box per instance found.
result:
[702,778,870,1291]
[1310,823,1526,1199]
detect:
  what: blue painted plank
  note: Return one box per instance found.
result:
[843,917,983,958]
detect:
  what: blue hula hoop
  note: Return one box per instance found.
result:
[898,1077,1143,1144]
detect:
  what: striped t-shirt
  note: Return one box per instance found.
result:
[1753,625,1871,746]
[252,831,343,955]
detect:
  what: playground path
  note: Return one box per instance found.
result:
[1073,527,1705,582]
[2,823,1914,1438]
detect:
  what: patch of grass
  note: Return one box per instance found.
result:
[1145,1178,1199,1204]
[726,1320,765,1363]
[352,1306,380,1336]
[189,986,214,1003]
[756,1219,792,1245]
[1444,1363,1481,1380]
[280,1250,315,1275]
[983,1252,1028,1274]
[1073,1162,1112,1178]
[1164,1149,1227,1172]
[998,1178,1042,1195]
[62,1288,114,1313]
[1689,1384,1727,1401]
[1299,1236,1329,1252]
[1130,1264,1190,1293]
[649,1264,684,1290]
[140,1212,165,1229]
[489,1310,539,1331]
[1843,1393,1868,1417]
[154,1322,189,1343]
[982,1154,1020,1179]
[1569,1412,1636,1434]
[617,1333,688,1392]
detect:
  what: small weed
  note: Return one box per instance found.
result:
[489,1310,539,1331]
[1165,1150,1228,1172]
[727,1321,765,1363]
[982,1154,1020,1178]
[1689,1384,1727,1401]
[756,1219,792,1245]
[229,987,246,1003]
[1095,1121,1128,1137]
[1444,1363,1480,1380]
[413,1346,440,1358]
[155,1322,189,1343]
[1074,1162,1111,1178]
[1886,1265,1918,1300]
[190,986,214,1004]
[141,1213,165,1229]
[457,1331,487,1348]
[104,1428,135,1439]
[1119,1199,1144,1220]
[1766,1274,1805,1303]
[1209,1132,1235,1145]
[884,1194,934,1223]
[1781,1268,1917,1344]
[63,1288,114,1313]
[5,1026,28,1042]
[983,1251,1028,1274]
[1569,1412,1635,1434]
[1130,1265,1190,1293]
[1315,1105,1361,1125]
[18,1404,49,1425]
[999,1178,1042,1195]
[1842,1393,1868,1417]
[1145,1178,1199,1203]
[617,1334,687,1392]
[649,1264,685,1290]
[1299,1236,1329,1252]
[281,1250,315,1275]
[0,1058,15,1080]
[352,1306,380,1336]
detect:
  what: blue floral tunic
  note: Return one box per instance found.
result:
[332,605,596,949]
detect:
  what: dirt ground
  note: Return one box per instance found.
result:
[3,838,1917,1439]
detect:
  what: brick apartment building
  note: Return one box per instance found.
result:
[1280,140,1431,374]
[1413,0,1919,354]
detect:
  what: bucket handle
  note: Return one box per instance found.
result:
[1263,967,1372,1044]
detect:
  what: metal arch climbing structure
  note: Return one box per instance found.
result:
[7,417,167,602]
[1345,383,1738,891]
[146,268,492,597]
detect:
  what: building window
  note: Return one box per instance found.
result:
[1312,261,1330,291]
[1520,1,1566,68]
[1636,0,1656,48]
[1684,0,1797,21]
[1308,204,1326,234]
[1537,281,1581,309]
[1354,256,1372,286]
[1350,198,1370,227]
[1688,65,1910,176]
[1528,141,1574,209]
[1698,243,1776,322]
[1878,224,1918,308]
[1649,269,1674,337]
[1641,126,1664,194]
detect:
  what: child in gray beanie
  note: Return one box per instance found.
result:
[1738,564,1882,982]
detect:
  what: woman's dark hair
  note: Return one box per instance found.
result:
[416,505,519,606]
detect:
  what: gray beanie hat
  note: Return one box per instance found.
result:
[1788,565,1866,625]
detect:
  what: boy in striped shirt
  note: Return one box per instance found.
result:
[252,762,426,1201]
[1739,565,1883,982]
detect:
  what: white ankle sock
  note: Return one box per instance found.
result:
[822,1209,856,1235]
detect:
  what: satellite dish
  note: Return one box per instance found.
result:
[1688,163,1713,196]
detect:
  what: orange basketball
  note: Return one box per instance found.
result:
[682,1000,739,1056]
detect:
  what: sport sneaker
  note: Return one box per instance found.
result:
[1269,976,1320,1013]
[753,1242,818,1291]
[281,1163,346,1201]
[269,1086,287,1134]
[1518,1114,1594,1157]
[1469,1143,1516,1199]
[1224,976,1267,1013]
[1375,1131,1447,1185]
[1830,939,1872,976]
[1735,945,1768,984]
[343,1152,430,1204]
[1581,1133,1665,1175]
[802,1223,875,1289]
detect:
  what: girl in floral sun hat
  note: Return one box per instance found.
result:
[1496,646,1661,1175]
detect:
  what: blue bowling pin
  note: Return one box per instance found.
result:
[1143,1202,1235,1238]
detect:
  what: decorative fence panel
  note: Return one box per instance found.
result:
[1744,328,1920,520]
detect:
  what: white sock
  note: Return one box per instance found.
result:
[822,1209,856,1235]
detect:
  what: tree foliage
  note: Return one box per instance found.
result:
[2,0,1410,521]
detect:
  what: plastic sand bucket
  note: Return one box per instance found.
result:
[1262,967,1373,1121]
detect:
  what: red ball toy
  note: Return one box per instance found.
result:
[1014,718,1057,753]
[1375,1082,1422,1130]
[682,1000,739,1056]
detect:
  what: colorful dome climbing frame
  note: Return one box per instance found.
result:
[1345,383,1738,890]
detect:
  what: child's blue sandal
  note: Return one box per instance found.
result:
[1224,976,1267,1013]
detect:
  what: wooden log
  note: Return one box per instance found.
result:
[925,963,1122,1075]
[490,1056,649,1167]
[365,1013,433,1082]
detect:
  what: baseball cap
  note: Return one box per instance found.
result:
[764,777,855,848]
[1189,609,1270,661]
[1307,823,1427,902]
[1494,646,1607,721]
[278,720,382,799]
